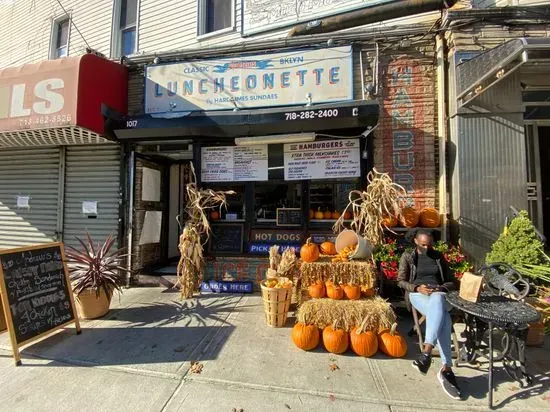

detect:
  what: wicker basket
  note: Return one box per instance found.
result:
[260,277,293,327]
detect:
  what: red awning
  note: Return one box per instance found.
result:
[0,54,127,147]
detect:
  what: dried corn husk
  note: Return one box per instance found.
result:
[277,247,298,278]
[333,168,407,245]
[269,245,281,270]
[176,164,235,299]
[296,298,396,332]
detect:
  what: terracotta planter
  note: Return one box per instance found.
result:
[74,287,113,320]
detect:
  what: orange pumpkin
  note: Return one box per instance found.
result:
[343,284,361,300]
[350,320,378,357]
[320,241,337,256]
[309,209,315,219]
[378,323,408,358]
[210,210,220,220]
[292,322,320,351]
[300,237,320,263]
[399,207,419,228]
[314,208,324,220]
[331,211,341,219]
[343,210,352,220]
[308,281,325,298]
[361,286,375,298]
[323,210,332,219]
[419,207,441,228]
[323,322,349,354]
[326,283,344,300]
[325,279,334,289]
[382,215,398,228]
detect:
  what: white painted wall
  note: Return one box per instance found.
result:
[0,0,114,68]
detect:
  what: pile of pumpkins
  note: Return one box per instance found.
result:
[309,208,352,220]
[308,280,374,300]
[299,237,336,263]
[291,321,407,358]
[384,206,441,228]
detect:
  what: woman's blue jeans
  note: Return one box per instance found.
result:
[409,292,453,367]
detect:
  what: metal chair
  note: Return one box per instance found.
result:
[409,306,461,366]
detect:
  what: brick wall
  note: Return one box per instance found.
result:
[373,46,439,209]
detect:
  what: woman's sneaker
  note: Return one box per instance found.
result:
[438,368,462,400]
[412,352,432,374]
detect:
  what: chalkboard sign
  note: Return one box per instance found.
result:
[0,243,80,365]
[209,224,244,254]
[276,208,303,227]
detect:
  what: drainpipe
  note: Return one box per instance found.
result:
[288,0,458,36]
[126,150,135,287]
[436,33,448,242]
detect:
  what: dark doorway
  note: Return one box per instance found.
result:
[539,127,550,245]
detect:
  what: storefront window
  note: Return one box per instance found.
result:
[310,180,359,220]
[206,184,245,221]
[254,182,302,222]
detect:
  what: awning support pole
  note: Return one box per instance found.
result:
[436,34,448,242]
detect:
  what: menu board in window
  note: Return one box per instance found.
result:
[201,145,268,182]
[276,208,303,227]
[284,139,360,180]
[208,223,244,254]
[0,243,81,365]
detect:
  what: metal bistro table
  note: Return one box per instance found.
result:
[446,291,540,409]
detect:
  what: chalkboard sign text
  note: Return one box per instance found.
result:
[276,208,303,227]
[209,224,244,254]
[0,243,81,365]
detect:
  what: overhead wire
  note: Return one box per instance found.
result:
[54,0,91,50]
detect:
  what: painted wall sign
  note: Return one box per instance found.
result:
[284,138,360,180]
[377,56,436,209]
[250,229,304,243]
[242,0,392,36]
[201,145,268,182]
[145,46,352,113]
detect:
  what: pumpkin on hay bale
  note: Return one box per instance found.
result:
[300,237,320,263]
[296,297,396,333]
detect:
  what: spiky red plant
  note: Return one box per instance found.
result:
[65,233,129,299]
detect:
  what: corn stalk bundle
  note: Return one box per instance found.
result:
[332,168,406,245]
[176,164,235,298]
[296,297,396,332]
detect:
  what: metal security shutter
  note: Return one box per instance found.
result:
[0,147,60,249]
[63,145,121,249]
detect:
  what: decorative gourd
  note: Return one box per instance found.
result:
[378,323,408,358]
[323,321,349,354]
[292,322,320,351]
[399,207,419,228]
[382,215,398,228]
[343,284,361,300]
[210,210,220,220]
[361,286,375,298]
[331,211,341,219]
[326,283,344,300]
[419,207,441,228]
[300,238,320,263]
[309,209,315,219]
[320,241,337,256]
[323,210,332,219]
[308,280,325,298]
[350,319,378,357]
[314,208,324,220]
[343,210,352,220]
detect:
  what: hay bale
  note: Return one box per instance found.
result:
[300,258,376,291]
[296,298,396,332]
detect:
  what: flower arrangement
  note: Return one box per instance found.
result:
[372,238,411,281]
[433,241,473,280]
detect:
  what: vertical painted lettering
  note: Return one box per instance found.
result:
[296,70,307,86]
[329,67,340,84]
[280,72,290,88]
[312,68,324,85]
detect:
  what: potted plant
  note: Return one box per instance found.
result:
[433,241,473,281]
[372,237,410,298]
[65,233,129,319]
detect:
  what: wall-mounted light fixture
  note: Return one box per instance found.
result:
[234,133,316,146]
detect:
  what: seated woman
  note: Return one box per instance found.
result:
[397,229,462,400]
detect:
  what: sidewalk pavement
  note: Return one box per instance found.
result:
[0,286,549,412]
